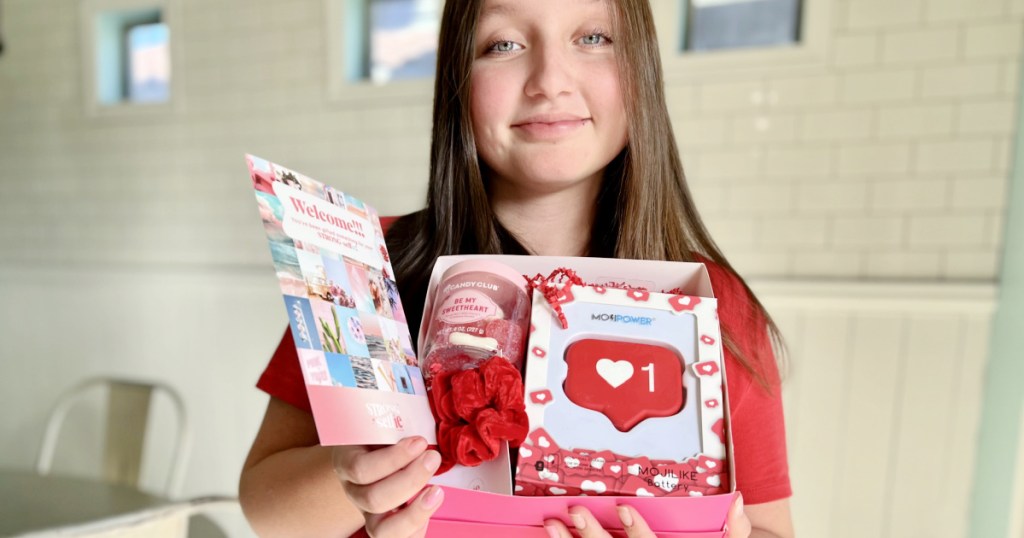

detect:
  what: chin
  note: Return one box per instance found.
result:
[515,169,603,193]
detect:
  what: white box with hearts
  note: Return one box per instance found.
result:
[418,256,736,536]
[514,278,730,498]
[417,256,734,498]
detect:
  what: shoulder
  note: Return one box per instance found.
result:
[695,256,780,387]
[696,258,759,326]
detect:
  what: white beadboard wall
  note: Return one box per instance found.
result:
[759,280,996,538]
[0,0,1020,536]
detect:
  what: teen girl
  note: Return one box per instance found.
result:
[240,0,793,536]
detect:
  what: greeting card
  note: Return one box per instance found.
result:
[247,154,435,445]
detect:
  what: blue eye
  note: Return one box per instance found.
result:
[579,33,611,46]
[488,40,522,54]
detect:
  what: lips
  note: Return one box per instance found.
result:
[513,113,589,126]
[511,114,591,140]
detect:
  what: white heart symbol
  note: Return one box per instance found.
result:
[515,485,524,492]
[654,474,679,493]
[539,470,559,481]
[609,464,621,473]
[536,393,547,401]
[596,358,634,388]
[545,455,555,462]
[581,480,607,494]
[564,457,580,468]
[538,436,550,448]
[706,475,721,487]
[636,488,655,497]
[628,464,642,476]
[689,491,703,497]
[549,487,567,495]
[705,460,717,469]
[591,458,605,469]
[519,446,532,458]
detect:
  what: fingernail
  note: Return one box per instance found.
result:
[617,505,633,528]
[569,512,585,530]
[419,485,444,509]
[422,450,441,472]
[543,522,560,538]
[407,436,427,455]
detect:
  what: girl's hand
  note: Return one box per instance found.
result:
[543,493,749,538]
[332,437,444,537]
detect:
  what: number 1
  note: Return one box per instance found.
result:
[641,363,654,392]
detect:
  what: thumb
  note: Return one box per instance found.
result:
[725,493,749,537]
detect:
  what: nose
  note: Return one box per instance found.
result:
[523,41,574,99]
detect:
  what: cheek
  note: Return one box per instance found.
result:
[594,67,628,147]
[470,69,516,161]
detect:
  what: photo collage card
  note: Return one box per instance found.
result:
[248,155,434,445]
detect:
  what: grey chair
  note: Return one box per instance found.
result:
[35,377,191,498]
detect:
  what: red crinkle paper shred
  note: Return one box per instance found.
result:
[525,268,584,329]
[525,267,681,330]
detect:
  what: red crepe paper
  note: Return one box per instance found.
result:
[526,268,698,331]
[526,268,584,329]
[431,355,529,473]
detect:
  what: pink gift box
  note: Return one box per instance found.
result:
[428,486,735,536]
[420,256,736,535]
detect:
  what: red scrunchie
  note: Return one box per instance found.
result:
[430,356,528,473]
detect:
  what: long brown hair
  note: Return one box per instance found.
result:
[387,0,784,388]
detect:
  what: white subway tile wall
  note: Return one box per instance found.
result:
[1,0,1019,280]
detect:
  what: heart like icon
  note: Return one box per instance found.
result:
[596,358,634,388]
[563,338,685,432]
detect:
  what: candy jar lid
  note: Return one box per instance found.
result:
[440,259,528,293]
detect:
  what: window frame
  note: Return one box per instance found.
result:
[325,0,436,106]
[654,0,832,82]
[79,0,184,117]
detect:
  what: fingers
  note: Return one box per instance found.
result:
[616,505,655,538]
[333,437,429,486]
[363,485,445,538]
[344,448,442,514]
[544,506,657,538]
[542,518,574,538]
[725,493,751,538]
[545,507,613,538]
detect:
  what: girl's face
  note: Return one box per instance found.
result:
[471,0,628,195]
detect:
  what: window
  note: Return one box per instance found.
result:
[650,0,828,80]
[126,22,171,103]
[364,0,440,84]
[683,0,802,53]
[327,0,440,103]
[81,0,179,114]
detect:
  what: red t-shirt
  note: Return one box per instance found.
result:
[256,254,792,507]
